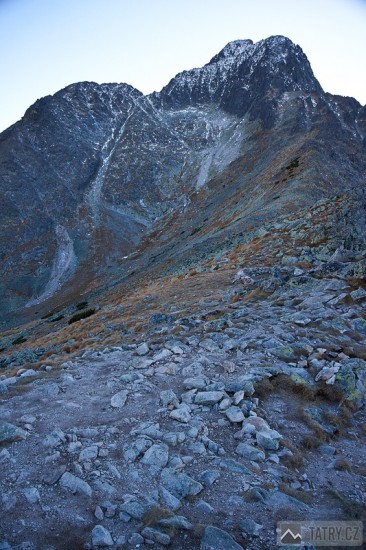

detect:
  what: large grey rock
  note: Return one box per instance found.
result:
[201,526,244,550]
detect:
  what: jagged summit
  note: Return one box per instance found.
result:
[153,35,322,117]
[207,38,254,65]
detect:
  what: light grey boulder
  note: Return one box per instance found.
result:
[91,525,113,547]
[141,444,169,468]
[110,390,128,408]
[59,472,92,497]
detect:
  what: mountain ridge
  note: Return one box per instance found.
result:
[0,35,365,326]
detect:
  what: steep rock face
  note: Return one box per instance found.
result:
[152,36,322,125]
[0,83,140,312]
[0,35,365,321]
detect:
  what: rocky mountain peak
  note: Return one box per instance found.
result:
[153,35,322,120]
[206,38,254,65]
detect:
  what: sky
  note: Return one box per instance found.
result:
[0,0,365,133]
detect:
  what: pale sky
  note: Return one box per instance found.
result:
[0,0,365,133]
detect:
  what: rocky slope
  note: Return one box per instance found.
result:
[0,35,366,549]
[0,254,366,549]
[0,35,365,322]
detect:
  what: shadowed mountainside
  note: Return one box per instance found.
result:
[0,35,365,325]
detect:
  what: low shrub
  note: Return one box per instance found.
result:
[12,335,27,345]
[76,301,88,311]
[68,308,96,325]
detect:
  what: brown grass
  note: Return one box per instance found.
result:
[300,434,323,450]
[333,458,353,473]
[278,483,313,505]
[326,490,366,521]
[142,505,173,528]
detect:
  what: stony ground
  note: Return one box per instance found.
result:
[1,255,366,549]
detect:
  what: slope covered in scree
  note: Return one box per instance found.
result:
[0,35,365,323]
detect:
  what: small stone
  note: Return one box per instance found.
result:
[43,463,67,485]
[23,487,40,504]
[128,533,144,546]
[19,369,37,378]
[152,349,172,362]
[141,527,171,546]
[239,416,270,434]
[110,390,128,408]
[183,377,208,390]
[115,535,127,546]
[59,472,92,497]
[160,468,203,499]
[233,390,245,405]
[136,342,149,355]
[219,398,231,410]
[169,403,191,423]
[91,525,113,547]
[158,515,193,530]
[159,486,181,511]
[79,445,98,462]
[160,389,179,407]
[201,526,244,549]
[0,422,27,445]
[120,500,148,520]
[219,458,251,475]
[195,500,214,513]
[68,441,82,453]
[20,415,36,424]
[94,506,104,520]
[225,406,245,423]
[318,444,337,456]
[198,470,220,486]
[194,391,224,405]
[256,429,282,451]
[239,518,262,535]
[235,443,265,461]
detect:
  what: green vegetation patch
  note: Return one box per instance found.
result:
[11,335,27,346]
[68,308,96,325]
[76,301,88,311]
